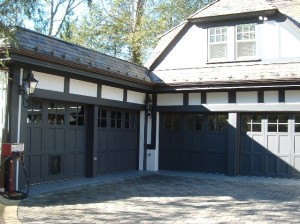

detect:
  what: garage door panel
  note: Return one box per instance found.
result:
[267,135,278,154]
[25,101,87,185]
[29,155,43,181]
[215,134,227,152]
[45,128,55,151]
[68,129,76,150]
[97,109,138,174]
[293,157,300,175]
[31,127,43,153]
[192,152,206,171]
[182,152,191,170]
[76,154,85,175]
[252,155,263,173]
[159,113,227,174]
[279,135,289,154]
[76,129,86,151]
[240,155,251,173]
[278,157,289,175]
[66,154,76,176]
[252,135,263,154]
[241,134,251,153]
[159,151,171,169]
[207,134,216,151]
[266,155,277,175]
[56,128,65,151]
[294,136,300,154]
[170,151,182,170]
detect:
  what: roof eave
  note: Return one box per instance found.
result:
[188,9,278,23]
[3,47,154,87]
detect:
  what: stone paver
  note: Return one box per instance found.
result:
[16,173,300,223]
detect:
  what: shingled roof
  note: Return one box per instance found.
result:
[150,61,300,86]
[2,27,152,85]
[188,0,277,23]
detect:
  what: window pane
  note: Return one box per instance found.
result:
[125,112,130,129]
[268,114,278,123]
[186,115,194,130]
[57,115,64,125]
[117,120,122,128]
[278,114,288,123]
[252,124,261,132]
[99,110,107,128]
[268,124,277,132]
[252,114,262,123]
[242,123,251,132]
[209,114,227,131]
[295,115,300,123]
[195,115,203,131]
[278,124,288,132]
[173,115,181,130]
[295,124,300,132]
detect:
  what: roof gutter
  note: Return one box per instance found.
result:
[175,84,300,91]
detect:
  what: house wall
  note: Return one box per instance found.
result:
[155,18,300,71]
[156,90,300,112]
[35,70,146,105]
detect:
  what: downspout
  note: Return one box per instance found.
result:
[143,110,148,171]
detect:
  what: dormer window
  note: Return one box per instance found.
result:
[207,23,258,62]
[236,24,256,58]
[208,27,228,61]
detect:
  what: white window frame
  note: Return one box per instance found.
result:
[208,26,228,61]
[235,23,257,60]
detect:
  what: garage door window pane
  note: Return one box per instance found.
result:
[209,114,228,131]
[164,114,180,130]
[267,114,288,133]
[111,111,122,128]
[279,115,288,123]
[27,101,43,124]
[186,114,203,131]
[278,124,288,132]
[252,124,261,132]
[241,114,262,132]
[98,109,107,128]
[295,115,300,123]
[69,106,85,126]
[47,103,65,125]
[295,115,300,132]
[125,112,130,128]
[268,114,278,123]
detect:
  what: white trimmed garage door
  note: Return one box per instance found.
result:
[240,113,300,178]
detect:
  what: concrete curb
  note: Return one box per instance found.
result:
[3,205,20,224]
[0,196,21,224]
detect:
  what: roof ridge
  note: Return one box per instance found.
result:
[187,0,220,20]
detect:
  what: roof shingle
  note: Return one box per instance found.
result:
[4,27,152,84]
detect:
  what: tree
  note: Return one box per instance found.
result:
[65,0,211,64]
[31,0,92,37]
[0,0,36,41]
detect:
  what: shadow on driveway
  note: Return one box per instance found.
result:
[17,172,300,223]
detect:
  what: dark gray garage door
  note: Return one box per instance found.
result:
[240,113,300,178]
[159,113,228,173]
[25,100,86,184]
[97,108,138,174]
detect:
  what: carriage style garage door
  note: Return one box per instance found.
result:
[97,108,139,174]
[240,113,300,178]
[25,100,86,184]
[159,113,228,173]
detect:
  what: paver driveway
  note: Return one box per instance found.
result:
[17,172,300,223]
